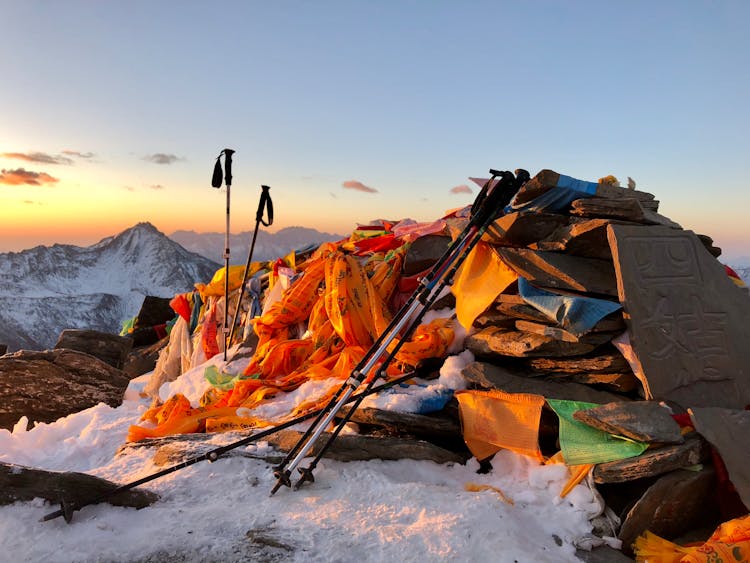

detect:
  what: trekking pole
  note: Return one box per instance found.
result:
[211,148,235,361]
[227,185,273,351]
[40,369,421,524]
[271,169,526,494]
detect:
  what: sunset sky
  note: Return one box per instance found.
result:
[2,1,749,259]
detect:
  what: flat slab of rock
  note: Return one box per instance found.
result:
[526,350,631,375]
[608,225,750,408]
[690,407,750,509]
[534,218,627,260]
[593,435,709,484]
[267,429,467,464]
[462,361,627,404]
[0,461,158,509]
[133,296,174,329]
[484,211,571,247]
[573,402,683,444]
[495,248,618,297]
[618,467,717,556]
[570,197,680,228]
[342,407,461,440]
[0,349,130,430]
[55,329,133,369]
[466,326,599,358]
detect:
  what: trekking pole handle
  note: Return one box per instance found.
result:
[223,149,235,186]
[257,185,273,227]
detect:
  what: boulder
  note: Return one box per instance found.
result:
[55,329,133,369]
[133,296,175,329]
[0,349,130,430]
[402,235,452,276]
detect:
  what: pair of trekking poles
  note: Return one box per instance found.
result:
[41,165,528,523]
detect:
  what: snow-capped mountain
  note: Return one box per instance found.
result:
[0,223,219,352]
[169,226,345,264]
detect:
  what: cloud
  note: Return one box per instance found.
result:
[450,184,472,194]
[23,200,44,205]
[62,150,95,160]
[1,151,74,165]
[0,168,59,186]
[149,184,165,190]
[143,153,182,165]
[330,192,337,198]
[342,180,378,193]
[123,185,136,192]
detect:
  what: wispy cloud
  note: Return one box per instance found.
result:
[62,150,95,160]
[330,192,338,199]
[23,200,44,205]
[123,185,136,192]
[149,184,165,190]
[450,184,472,194]
[342,180,378,193]
[1,151,74,165]
[0,168,59,186]
[143,153,182,165]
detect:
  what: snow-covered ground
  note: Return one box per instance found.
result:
[0,352,612,562]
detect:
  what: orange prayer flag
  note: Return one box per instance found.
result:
[455,389,545,461]
[452,242,517,330]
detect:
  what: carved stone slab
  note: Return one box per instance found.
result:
[618,467,717,556]
[495,248,618,297]
[690,407,750,510]
[573,401,683,444]
[462,361,627,404]
[593,435,709,483]
[607,225,750,409]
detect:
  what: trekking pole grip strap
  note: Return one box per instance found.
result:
[257,185,273,227]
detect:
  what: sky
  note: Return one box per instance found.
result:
[1,1,749,259]
[0,351,612,562]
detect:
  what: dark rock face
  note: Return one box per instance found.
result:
[55,329,133,369]
[0,349,130,430]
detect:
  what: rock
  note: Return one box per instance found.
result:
[617,467,718,556]
[533,218,625,260]
[402,235,452,276]
[593,182,657,203]
[495,248,618,297]
[462,361,628,404]
[152,443,285,467]
[0,349,130,430]
[570,198,680,229]
[545,371,641,394]
[466,326,599,358]
[689,407,750,510]
[495,301,552,323]
[133,296,175,329]
[341,407,462,441]
[573,402,684,444]
[123,336,169,379]
[267,429,467,464]
[608,224,750,409]
[526,350,632,375]
[0,461,158,509]
[696,234,722,258]
[483,211,571,247]
[0,344,6,356]
[593,435,710,484]
[54,329,133,369]
[514,320,617,346]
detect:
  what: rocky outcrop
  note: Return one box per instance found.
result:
[0,349,130,430]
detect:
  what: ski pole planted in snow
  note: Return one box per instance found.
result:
[270,168,528,495]
[211,148,235,361]
[39,369,422,524]
[227,184,273,351]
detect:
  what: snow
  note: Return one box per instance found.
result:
[0,353,607,562]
